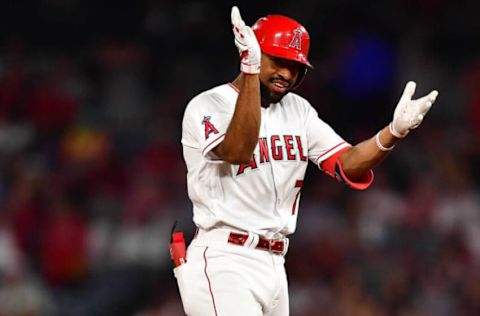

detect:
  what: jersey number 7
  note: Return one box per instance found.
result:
[291,180,304,215]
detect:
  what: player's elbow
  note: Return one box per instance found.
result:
[213,143,254,164]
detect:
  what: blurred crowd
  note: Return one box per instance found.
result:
[0,0,479,315]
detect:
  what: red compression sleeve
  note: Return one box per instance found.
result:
[320,147,374,190]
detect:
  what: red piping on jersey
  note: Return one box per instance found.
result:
[316,141,349,165]
[227,82,240,93]
[203,247,218,316]
[202,133,226,155]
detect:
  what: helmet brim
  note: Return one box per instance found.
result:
[262,46,313,69]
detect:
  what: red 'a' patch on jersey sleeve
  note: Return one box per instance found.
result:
[202,116,219,139]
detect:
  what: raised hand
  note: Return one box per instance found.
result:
[231,6,261,74]
[390,81,439,138]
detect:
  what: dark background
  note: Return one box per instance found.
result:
[0,0,479,315]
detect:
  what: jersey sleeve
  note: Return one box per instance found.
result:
[181,92,234,161]
[305,105,351,165]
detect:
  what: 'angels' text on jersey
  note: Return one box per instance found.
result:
[236,135,307,176]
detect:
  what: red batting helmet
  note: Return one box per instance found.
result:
[252,14,313,69]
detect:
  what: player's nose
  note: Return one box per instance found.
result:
[276,66,297,83]
[276,67,292,79]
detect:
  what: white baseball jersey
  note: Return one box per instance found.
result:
[181,83,351,239]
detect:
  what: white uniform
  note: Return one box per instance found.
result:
[176,83,372,316]
[182,83,351,238]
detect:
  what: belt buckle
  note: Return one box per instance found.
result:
[273,239,285,255]
[267,239,278,254]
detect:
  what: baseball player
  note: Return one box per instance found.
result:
[176,6,438,316]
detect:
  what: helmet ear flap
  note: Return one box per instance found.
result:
[292,65,308,90]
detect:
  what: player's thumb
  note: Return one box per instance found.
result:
[231,6,242,26]
[400,81,416,103]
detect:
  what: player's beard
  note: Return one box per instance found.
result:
[259,79,290,104]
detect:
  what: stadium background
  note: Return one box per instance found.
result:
[0,0,479,315]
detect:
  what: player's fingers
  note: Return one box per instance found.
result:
[231,6,239,25]
[235,38,247,50]
[411,113,424,128]
[419,100,432,115]
[424,100,432,111]
[231,6,245,29]
[400,81,416,102]
[244,26,255,41]
[417,113,424,125]
[428,90,439,103]
[419,90,438,113]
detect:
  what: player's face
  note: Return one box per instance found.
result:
[259,54,302,104]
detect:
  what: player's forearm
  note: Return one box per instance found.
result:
[339,126,399,181]
[216,75,261,164]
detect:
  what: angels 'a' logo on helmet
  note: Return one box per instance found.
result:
[289,29,302,50]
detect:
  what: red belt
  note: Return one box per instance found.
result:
[227,232,285,254]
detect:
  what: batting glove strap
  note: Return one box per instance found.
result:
[389,122,408,138]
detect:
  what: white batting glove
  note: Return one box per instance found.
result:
[231,6,261,75]
[389,81,439,138]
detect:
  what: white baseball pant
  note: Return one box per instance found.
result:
[174,229,289,316]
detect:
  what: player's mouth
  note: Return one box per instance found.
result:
[270,78,290,94]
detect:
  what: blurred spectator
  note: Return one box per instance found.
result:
[0,214,55,316]
[38,195,88,287]
[24,68,79,137]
